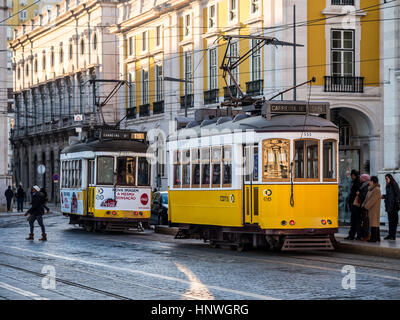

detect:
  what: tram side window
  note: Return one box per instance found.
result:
[323,140,337,180]
[173,150,181,187]
[68,161,72,188]
[117,157,136,186]
[77,160,82,187]
[182,150,191,188]
[88,160,95,185]
[295,140,319,180]
[262,139,290,181]
[211,147,222,188]
[223,146,232,187]
[138,157,150,186]
[201,148,210,188]
[97,156,114,185]
[191,149,200,187]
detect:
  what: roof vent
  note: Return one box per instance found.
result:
[216,116,232,125]
[233,114,249,122]
[185,121,199,128]
[200,119,217,127]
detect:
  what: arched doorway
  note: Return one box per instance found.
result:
[331,107,376,222]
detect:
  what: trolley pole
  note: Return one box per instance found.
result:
[293,4,297,101]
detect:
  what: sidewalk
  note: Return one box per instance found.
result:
[0,203,60,217]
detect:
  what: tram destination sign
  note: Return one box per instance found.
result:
[262,101,330,120]
[99,130,146,141]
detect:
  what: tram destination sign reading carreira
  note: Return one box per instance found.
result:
[95,187,151,211]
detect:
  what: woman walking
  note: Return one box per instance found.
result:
[362,176,382,242]
[383,174,400,240]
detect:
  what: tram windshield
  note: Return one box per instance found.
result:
[116,157,136,186]
[138,157,150,186]
[97,156,114,185]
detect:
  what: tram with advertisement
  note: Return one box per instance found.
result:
[60,130,153,232]
[167,101,339,251]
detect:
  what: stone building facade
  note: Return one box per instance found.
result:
[9,0,121,202]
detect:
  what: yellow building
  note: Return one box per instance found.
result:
[110,0,383,219]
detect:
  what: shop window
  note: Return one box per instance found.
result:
[201,148,210,188]
[262,139,290,181]
[323,140,337,181]
[294,140,320,180]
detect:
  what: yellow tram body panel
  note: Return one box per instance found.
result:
[169,184,338,230]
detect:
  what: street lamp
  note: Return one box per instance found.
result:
[164,76,193,118]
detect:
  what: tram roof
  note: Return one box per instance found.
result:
[168,114,338,141]
[61,139,148,155]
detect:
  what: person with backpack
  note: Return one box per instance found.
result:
[24,186,47,241]
[16,184,25,212]
[382,174,400,240]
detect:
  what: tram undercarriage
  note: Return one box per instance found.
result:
[66,214,150,233]
[174,225,338,251]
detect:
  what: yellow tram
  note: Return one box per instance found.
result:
[167,102,339,251]
[60,130,153,232]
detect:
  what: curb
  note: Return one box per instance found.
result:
[154,225,178,236]
[336,241,400,259]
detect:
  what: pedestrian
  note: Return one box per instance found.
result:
[16,184,25,213]
[361,176,382,243]
[4,186,14,212]
[345,170,362,240]
[24,186,47,241]
[358,174,370,240]
[382,174,400,240]
[40,187,50,213]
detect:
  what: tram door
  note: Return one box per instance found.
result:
[87,159,95,214]
[243,145,259,225]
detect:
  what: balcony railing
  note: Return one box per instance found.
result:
[126,107,137,119]
[324,76,364,93]
[223,85,239,100]
[331,0,354,5]
[246,79,263,97]
[153,100,164,114]
[139,104,150,117]
[204,89,219,105]
[180,94,194,109]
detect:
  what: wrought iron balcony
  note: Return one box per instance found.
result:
[331,0,354,5]
[324,76,364,93]
[204,89,219,105]
[126,107,137,119]
[223,85,239,100]
[139,104,150,117]
[180,94,194,109]
[153,100,164,114]
[246,79,263,97]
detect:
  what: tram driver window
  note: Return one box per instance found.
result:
[182,150,191,188]
[117,157,136,186]
[173,150,181,187]
[294,140,319,180]
[138,157,150,186]
[262,139,290,181]
[97,156,114,185]
[323,140,337,181]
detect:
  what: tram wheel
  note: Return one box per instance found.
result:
[210,241,221,249]
[84,223,94,232]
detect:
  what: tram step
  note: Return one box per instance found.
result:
[281,236,334,251]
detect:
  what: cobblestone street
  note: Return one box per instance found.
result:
[0,212,399,300]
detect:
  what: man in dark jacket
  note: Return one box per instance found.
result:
[383,174,400,240]
[25,186,47,241]
[16,185,25,212]
[345,170,362,240]
[4,186,14,212]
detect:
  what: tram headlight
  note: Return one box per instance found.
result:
[106,211,110,215]
[289,220,295,226]
[327,219,332,225]
[281,220,287,226]
[321,219,327,225]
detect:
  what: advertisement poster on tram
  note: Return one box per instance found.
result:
[60,190,84,215]
[94,187,151,211]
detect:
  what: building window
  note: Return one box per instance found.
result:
[142,69,149,104]
[128,36,134,56]
[331,29,354,77]
[93,34,97,51]
[209,48,217,90]
[262,139,290,181]
[69,43,73,60]
[294,140,320,180]
[251,39,262,81]
[128,72,135,109]
[19,10,27,21]
[156,26,161,46]
[80,39,84,55]
[251,0,259,14]
[59,46,63,63]
[184,14,191,36]
[184,51,193,93]
[156,64,163,102]
[209,4,216,28]
[229,0,237,22]
[34,59,37,73]
[25,64,29,76]
[229,41,239,85]
[42,54,46,70]
[142,31,147,51]
[332,0,354,5]
[51,50,54,67]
